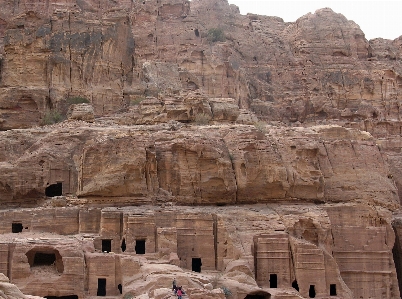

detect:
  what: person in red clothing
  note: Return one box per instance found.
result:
[176,286,183,299]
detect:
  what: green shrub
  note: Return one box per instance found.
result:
[42,109,64,125]
[207,28,226,42]
[254,120,267,133]
[194,113,211,125]
[130,96,146,106]
[221,286,232,298]
[122,293,134,299]
[67,96,90,104]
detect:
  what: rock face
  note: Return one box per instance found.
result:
[0,203,398,299]
[0,0,401,129]
[0,123,397,209]
[1,1,402,299]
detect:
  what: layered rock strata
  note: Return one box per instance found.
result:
[0,0,401,130]
[1,1,402,299]
[0,123,397,209]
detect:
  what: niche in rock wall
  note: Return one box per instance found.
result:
[48,169,71,195]
[192,258,202,273]
[309,285,316,298]
[135,239,145,254]
[121,238,126,252]
[292,280,299,291]
[12,223,23,233]
[102,239,112,253]
[45,182,62,197]
[45,296,78,299]
[26,248,64,273]
[330,284,336,296]
[244,291,271,299]
[97,278,106,296]
[269,274,277,288]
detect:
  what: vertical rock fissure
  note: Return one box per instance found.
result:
[68,12,72,92]
[322,142,334,174]
[0,57,3,85]
[223,137,238,204]
[392,225,402,299]
[213,214,218,270]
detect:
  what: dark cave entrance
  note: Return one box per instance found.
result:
[121,238,126,252]
[45,182,62,197]
[34,252,56,266]
[292,280,299,292]
[102,239,112,253]
[192,258,202,273]
[330,284,337,296]
[12,222,23,233]
[26,248,64,273]
[45,296,78,299]
[118,284,122,294]
[244,291,271,299]
[269,274,277,288]
[309,285,316,298]
[97,278,106,296]
[135,239,145,254]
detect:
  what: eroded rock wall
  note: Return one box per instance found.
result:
[1,0,402,130]
[0,203,398,299]
[0,123,398,209]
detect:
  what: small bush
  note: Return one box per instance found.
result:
[42,109,64,125]
[194,113,211,125]
[67,96,90,104]
[207,28,225,43]
[254,120,267,133]
[221,286,232,298]
[122,293,134,299]
[130,96,146,106]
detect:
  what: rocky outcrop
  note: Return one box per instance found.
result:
[1,1,402,299]
[0,0,401,130]
[0,123,397,209]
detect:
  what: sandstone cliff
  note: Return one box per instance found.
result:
[1,1,402,299]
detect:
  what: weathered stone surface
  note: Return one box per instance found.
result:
[0,0,401,129]
[0,123,397,209]
[67,103,95,122]
[0,203,398,299]
[1,1,402,299]
[0,274,26,299]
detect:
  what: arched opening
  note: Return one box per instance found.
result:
[309,285,316,298]
[192,258,202,272]
[292,280,299,291]
[330,284,337,296]
[12,223,23,233]
[26,248,64,273]
[117,284,122,294]
[121,238,126,252]
[135,239,145,254]
[45,182,62,197]
[269,274,277,288]
[102,239,111,253]
[97,278,106,296]
[244,291,271,299]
